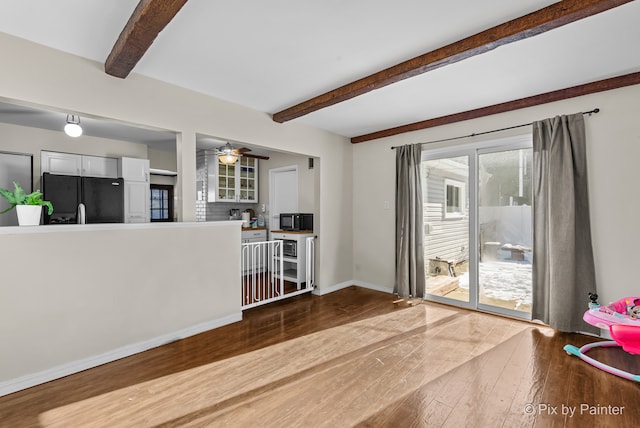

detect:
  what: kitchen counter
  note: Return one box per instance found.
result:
[241,226,267,231]
[0,220,244,235]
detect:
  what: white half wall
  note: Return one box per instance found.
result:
[0,222,242,396]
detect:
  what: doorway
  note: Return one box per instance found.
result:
[269,165,298,230]
[423,136,533,319]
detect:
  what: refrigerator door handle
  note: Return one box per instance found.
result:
[77,203,86,224]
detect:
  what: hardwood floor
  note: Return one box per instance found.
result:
[1,286,638,427]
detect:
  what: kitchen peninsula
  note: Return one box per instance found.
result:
[0,221,242,396]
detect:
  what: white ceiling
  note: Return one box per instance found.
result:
[0,0,639,142]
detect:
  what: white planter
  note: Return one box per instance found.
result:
[16,205,42,226]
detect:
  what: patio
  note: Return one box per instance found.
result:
[426,261,532,313]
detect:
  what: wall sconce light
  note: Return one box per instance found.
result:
[64,114,83,137]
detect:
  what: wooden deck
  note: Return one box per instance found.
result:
[1,286,638,427]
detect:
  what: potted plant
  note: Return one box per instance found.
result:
[0,182,54,226]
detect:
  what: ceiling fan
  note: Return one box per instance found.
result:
[210,142,269,165]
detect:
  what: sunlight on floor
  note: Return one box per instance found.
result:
[39,304,538,427]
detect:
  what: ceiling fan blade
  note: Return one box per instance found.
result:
[242,153,270,160]
[236,147,252,153]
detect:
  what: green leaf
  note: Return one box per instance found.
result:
[13,182,26,204]
[0,182,54,216]
[42,200,54,215]
[0,187,18,205]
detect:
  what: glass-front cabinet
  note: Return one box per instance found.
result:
[217,162,237,202]
[238,157,257,202]
[208,155,258,203]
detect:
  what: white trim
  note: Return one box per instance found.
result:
[0,220,244,235]
[313,281,393,296]
[352,281,394,294]
[312,280,353,295]
[0,312,242,397]
[149,168,178,176]
[443,178,465,219]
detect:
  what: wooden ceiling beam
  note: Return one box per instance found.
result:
[272,0,632,123]
[350,71,640,143]
[105,0,189,78]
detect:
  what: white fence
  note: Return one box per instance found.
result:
[241,237,316,310]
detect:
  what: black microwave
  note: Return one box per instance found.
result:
[280,213,313,231]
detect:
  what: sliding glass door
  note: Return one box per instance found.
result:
[423,137,532,319]
[423,154,472,305]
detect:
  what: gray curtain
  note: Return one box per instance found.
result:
[395,144,425,298]
[532,113,598,334]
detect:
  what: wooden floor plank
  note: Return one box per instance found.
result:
[1,286,638,427]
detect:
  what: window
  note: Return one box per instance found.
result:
[150,184,174,222]
[444,179,465,218]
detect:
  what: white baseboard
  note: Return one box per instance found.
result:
[312,280,353,295]
[0,312,242,398]
[313,280,393,296]
[352,281,394,294]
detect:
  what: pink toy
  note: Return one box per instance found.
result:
[564,295,640,382]
[596,296,640,320]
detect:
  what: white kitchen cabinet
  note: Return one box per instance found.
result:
[207,155,258,203]
[270,231,315,290]
[119,157,150,182]
[41,151,82,176]
[124,181,150,223]
[82,155,118,178]
[41,151,117,178]
[119,157,150,223]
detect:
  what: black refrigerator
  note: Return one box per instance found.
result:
[42,173,124,224]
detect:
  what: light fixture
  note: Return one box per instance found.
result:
[216,142,240,165]
[64,114,83,137]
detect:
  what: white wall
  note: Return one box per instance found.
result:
[0,222,241,395]
[353,84,640,306]
[0,32,353,291]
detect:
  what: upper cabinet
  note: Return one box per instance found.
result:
[41,151,81,176]
[82,155,118,178]
[41,151,117,178]
[207,155,258,203]
[119,157,150,182]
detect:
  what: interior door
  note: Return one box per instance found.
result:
[269,166,298,230]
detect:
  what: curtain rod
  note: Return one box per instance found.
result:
[390,108,600,149]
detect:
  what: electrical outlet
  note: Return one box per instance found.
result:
[384,200,390,209]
